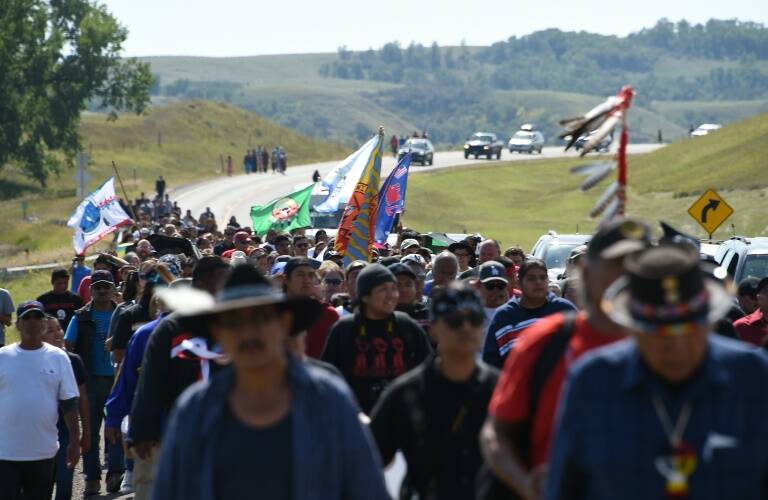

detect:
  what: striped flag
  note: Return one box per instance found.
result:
[335,130,385,265]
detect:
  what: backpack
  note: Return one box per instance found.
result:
[475,312,577,500]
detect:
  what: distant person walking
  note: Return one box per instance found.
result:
[155,176,165,199]
[226,155,233,177]
[390,134,398,157]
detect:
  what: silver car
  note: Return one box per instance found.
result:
[508,130,544,154]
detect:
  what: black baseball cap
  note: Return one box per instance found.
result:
[429,283,485,322]
[91,270,115,285]
[479,261,508,284]
[17,300,45,319]
[587,218,650,260]
[388,263,416,280]
[284,257,320,278]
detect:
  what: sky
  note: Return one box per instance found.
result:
[103,0,767,57]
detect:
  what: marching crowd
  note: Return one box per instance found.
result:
[2,195,768,500]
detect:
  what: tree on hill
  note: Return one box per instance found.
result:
[0,0,152,186]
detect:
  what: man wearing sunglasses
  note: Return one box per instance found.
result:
[370,282,499,500]
[477,261,511,332]
[64,270,124,495]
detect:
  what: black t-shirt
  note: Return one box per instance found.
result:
[370,358,499,500]
[130,313,224,443]
[59,351,86,423]
[214,406,292,500]
[321,311,433,414]
[37,291,83,330]
[110,302,151,351]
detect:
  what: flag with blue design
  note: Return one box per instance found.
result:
[335,129,385,265]
[374,153,411,246]
[67,177,132,255]
[313,135,381,213]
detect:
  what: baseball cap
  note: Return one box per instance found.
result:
[479,261,509,284]
[284,257,320,277]
[400,238,420,251]
[388,263,417,280]
[587,218,650,261]
[429,283,485,322]
[400,254,427,267]
[91,270,115,285]
[17,300,45,319]
[234,231,253,244]
[568,244,588,262]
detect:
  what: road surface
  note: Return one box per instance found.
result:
[171,144,662,229]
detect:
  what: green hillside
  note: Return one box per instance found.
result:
[140,19,768,147]
[402,114,768,249]
[0,100,348,266]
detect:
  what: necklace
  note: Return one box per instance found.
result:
[652,393,697,499]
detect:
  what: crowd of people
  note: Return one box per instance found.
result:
[2,197,768,500]
[242,146,288,175]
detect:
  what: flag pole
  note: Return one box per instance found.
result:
[111,161,138,221]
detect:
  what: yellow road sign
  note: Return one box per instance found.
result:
[687,189,734,236]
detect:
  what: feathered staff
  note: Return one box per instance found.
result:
[560,85,635,223]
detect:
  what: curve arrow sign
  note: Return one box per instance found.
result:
[701,199,720,224]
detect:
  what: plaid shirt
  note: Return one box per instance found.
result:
[545,336,768,500]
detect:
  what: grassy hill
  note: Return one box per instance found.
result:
[402,113,768,250]
[0,100,348,266]
[138,20,768,148]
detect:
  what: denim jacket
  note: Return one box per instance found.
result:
[151,359,390,500]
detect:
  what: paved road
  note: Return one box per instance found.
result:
[171,144,662,228]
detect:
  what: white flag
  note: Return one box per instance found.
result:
[313,134,381,213]
[67,177,132,255]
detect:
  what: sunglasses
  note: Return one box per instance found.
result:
[323,278,343,286]
[483,282,507,291]
[20,311,45,320]
[92,282,114,290]
[441,311,485,329]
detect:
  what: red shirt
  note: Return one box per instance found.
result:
[488,312,622,467]
[306,304,340,359]
[734,309,768,346]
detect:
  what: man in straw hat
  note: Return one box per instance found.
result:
[545,243,768,500]
[151,265,389,500]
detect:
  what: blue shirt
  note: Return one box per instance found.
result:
[105,315,163,429]
[545,336,768,500]
[64,309,114,376]
[482,293,577,368]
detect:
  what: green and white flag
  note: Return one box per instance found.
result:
[250,183,314,235]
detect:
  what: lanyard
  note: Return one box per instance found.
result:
[651,392,697,499]
[651,392,693,448]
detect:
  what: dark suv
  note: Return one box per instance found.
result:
[714,237,768,283]
[464,132,503,160]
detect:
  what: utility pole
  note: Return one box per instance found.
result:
[74,152,90,199]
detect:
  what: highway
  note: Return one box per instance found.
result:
[171,144,663,228]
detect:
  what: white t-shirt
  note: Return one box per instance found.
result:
[0,343,79,460]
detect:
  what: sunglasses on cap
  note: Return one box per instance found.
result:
[441,311,485,329]
[483,282,507,291]
[323,278,343,286]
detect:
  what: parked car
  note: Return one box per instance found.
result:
[508,129,544,154]
[690,123,722,137]
[573,131,612,153]
[464,132,503,160]
[398,138,434,166]
[531,231,592,282]
[714,236,768,283]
